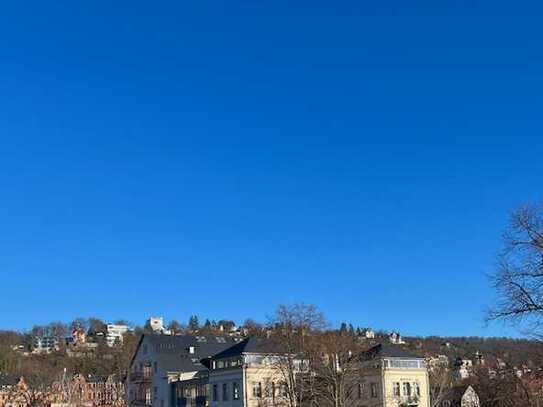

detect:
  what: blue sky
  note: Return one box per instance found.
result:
[1,1,542,337]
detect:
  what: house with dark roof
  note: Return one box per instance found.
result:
[127,334,238,407]
[204,337,296,407]
[356,343,430,407]
[128,334,432,407]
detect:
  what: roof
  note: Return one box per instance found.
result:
[209,337,284,360]
[361,343,422,360]
[0,374,19,387]
[131,334,239,373]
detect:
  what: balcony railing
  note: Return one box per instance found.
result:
[128,399,151,407]
[129,372,152,383]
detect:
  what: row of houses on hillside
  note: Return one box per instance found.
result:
[29,324,131,356]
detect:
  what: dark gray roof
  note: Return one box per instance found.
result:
[0,374,19,387]
[362,343,422,360]
[133,334,239,373]
[209,337,284,360]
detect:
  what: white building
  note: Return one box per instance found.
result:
[364,329,376,339]
[389,332,405,345]
[106,324,130,347]
[454,359,473,380]
[148,317,171,335]
[32,336,59,354]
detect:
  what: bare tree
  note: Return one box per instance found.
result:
[268,304,327,407]
[487,203,543,336]
[428,363,453,407]
[310,332,363,407]
[467,367,534,407]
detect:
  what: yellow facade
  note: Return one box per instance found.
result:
[356,356,430,407]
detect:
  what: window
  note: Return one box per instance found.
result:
[253,382,262,398]
[371,383,377,398]
[233,382,240,400]
[223,383,229,401]
[153,387,158,399]
[358,383,363,399]
[153,362,157,373]
[389,359,422,369]
[265,382,273,398]
[402,382,411,397]
[212,384,218,401]
[393,382,400,397]
[413,383,420,397]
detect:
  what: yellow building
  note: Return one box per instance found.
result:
[356,343,430,407]
[206,337,295,407]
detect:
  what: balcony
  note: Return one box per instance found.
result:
[129,399,151,407]
[398,395,420,406]
[130,372,152,383]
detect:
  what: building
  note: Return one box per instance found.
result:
[106,324,130,347]
[0,376,51,407]
[453,359,473,381]
[70,328,87,345]
[0,375,22,407]
[364,329,376,339]
[204,337,289,407]
[32,336,59,354]
[439,385,479,407]
[147,318,171,335]
[49,374,125,407]
[357,343,430,407]
[127,335,238,407]
[388,332,405,345]
[76,374,125,407]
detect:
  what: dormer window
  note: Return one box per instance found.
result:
[188,346,195,354]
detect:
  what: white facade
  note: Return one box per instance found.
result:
[365,329,376,339]
[148,317,171,335]
[32,336,59,353]
[389,332,405,345]
[106,324,130,347]
[454,359,473,380]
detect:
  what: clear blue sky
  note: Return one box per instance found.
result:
[1,1,542,337]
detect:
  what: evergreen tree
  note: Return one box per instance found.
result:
[188,315,200,332]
